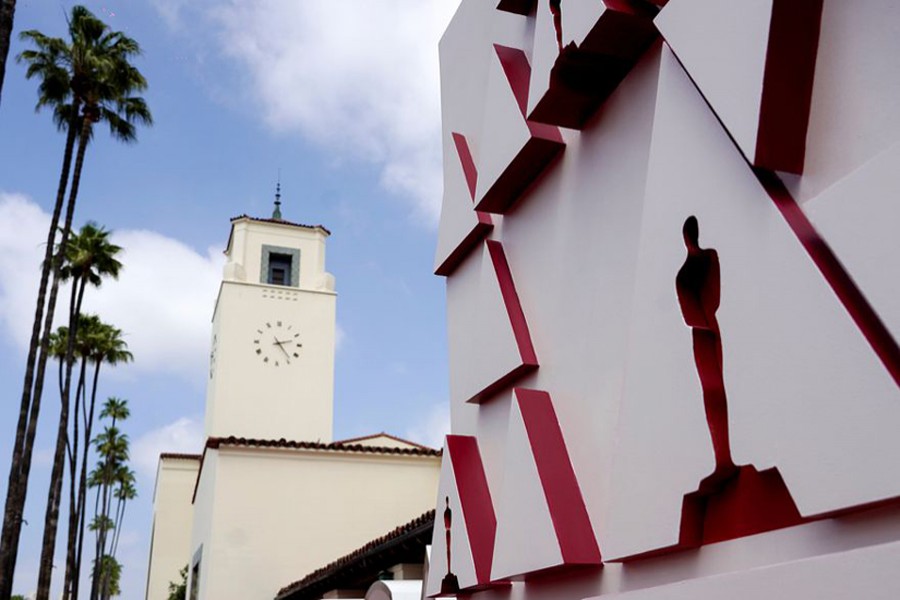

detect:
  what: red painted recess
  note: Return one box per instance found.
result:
[496,0,535,16]
[497,0,669,17]
[474,45,565,215]
[446,435,501,591]
[468,240,540,404]
[680,465,806,547]
[527,1,659,129]
[755,0,823,173]
[434,133,494,277]
[515,388,601,570]
[755,170,900,387]
[454,132,479,200]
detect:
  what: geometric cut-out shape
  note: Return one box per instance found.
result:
[526,0,659,129]
[446,240,538,406]
[605,48,900,561]
[479,241,539,402]
[434,132,495,276]
[756,169,900,388]
[474,45,565,215]
[425,436,500,597]
[614,217,807,561]
[496,0,535,16]
[492,389,601,580]
[803,142,900,360]
[657,0,823,173]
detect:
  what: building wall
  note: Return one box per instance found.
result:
[205,280,336,441]
[206,217,336,443]
[428,0,900,598]
[187,450,219,600]
[145,457,200,600]
[194,446,440,600]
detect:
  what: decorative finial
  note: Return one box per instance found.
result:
[272,173,282,220]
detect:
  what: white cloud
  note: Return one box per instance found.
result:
[132,416,204,477]
[404,400,449,449]
[80,230,223,379]
[0,193,223,382]
[0,192,58,349]
[152,0,461,225]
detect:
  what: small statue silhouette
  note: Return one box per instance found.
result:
[440,496,460,594]
[676,216,738,491]
[549,0,564,52]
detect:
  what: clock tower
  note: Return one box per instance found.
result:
[205,198,336,442]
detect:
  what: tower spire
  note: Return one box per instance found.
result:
[272,172,283,220]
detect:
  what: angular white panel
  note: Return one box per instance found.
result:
[656,0,772,164]
[447,242,537,406]
[804,142,900,343]
[782,0,900,203]
[434,0,501,275]
[561,0,607,47]
[438,0,498,153]
[434,132,493,275]
[586,539,900,600]
[606,47,900,560]
[491,393,562,580]
[475,44,564,214]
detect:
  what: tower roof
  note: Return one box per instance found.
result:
[224,214,331,255]
[228,214,331,235]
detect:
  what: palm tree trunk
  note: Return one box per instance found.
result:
[91,424,118,600]
[110,495,125,559]
[87,486,102,600]
[0,99,80,598]
[90,445,113,600]
[72,361,101,600]
[62,357,88,600]
[37,275,88,600]
[35,360,72,600]
[0,0,15,107]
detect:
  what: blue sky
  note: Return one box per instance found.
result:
[0,0,459,597]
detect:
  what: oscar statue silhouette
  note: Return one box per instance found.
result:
[676,216,805,548]
[440,496,460,594]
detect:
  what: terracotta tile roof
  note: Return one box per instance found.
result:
[159,453,201,461]
[230,214,332,235]
[332,431,437,452]
[276,511,435,600]
[207,436,442,457]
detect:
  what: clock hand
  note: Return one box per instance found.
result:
[274,342,291,361]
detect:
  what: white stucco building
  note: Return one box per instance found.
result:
[145,209,440,600]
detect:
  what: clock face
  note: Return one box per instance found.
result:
[253,320,303,367]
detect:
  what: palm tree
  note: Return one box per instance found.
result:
[37,225,123,600]
[1,7,150,594]
[0,0,15,106]
[89,399,130,600]
[45,316,131,600]
[67,322,131,600]
[46,317,92,600]
[107,467,135,592]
